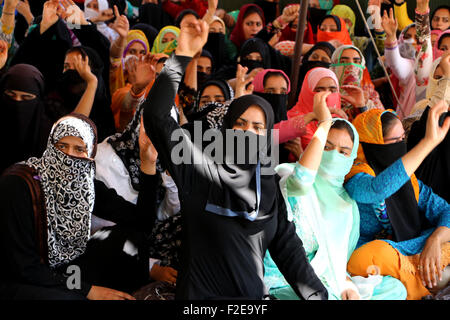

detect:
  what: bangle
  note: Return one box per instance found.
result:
[274,16,287,29]
[318,118,333,125]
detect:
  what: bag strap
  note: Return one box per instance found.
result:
[2,164,49,265]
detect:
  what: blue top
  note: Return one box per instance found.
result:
[345,159,450,256]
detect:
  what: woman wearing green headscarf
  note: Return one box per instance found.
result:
[151,26,180,55]
[263,92,407,300]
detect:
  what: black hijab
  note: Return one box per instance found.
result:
[308,7,329,34]
[205,95,277,221]
[292,42,335,107]
[49,46,115,142]
[238,38,272,72]
[174,9,199,28]
[361,140,426,242]
[0,64,51,174]
[184,79,234,136]
[204,32,227,70]
[318,14,343,31]
[253,70,290,124]
[253,0,279,25]
[193,78,233,113]
[138,2,174,31]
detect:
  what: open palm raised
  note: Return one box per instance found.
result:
[175,15,209,58]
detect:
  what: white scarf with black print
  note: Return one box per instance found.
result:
[24,116,96,268]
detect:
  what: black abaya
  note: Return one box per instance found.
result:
[142,54,327,300]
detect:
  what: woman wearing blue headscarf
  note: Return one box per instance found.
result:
[264,92,407,300]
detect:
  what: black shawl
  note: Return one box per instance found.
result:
[407,107,450,203]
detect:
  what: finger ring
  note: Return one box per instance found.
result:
[417,265,422,270]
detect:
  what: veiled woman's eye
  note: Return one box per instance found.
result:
[76,147,87,154]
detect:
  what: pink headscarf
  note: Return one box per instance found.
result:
[434,29,450,60]
[252,69,291,93]
[287,67,342,149]
[287,67,341,119]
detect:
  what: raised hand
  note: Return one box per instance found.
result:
[59,0,89,27]
[111,5,129,39]
[16,0,34,25]
[40,0,59,34]
[381,8,398,40]
[73,54,97,84]
[126,54,156,95]
[89,8,114,23]
[234,64,254,98]
[416,0,429,14]
[0,40,8,69]
[280,4,299,24]
[312,91,333,123]
[175,15,209,58]
[202,0,218,24]
[424,100,450,148]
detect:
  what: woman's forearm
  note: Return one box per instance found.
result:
[183,57,198,92]
[298,120,332,171]
[73,80,98,116]
[384,43,414,81]
[143,54,192,121]
[110,36,127,59]
[414,8,433,89]
[274,113,312,144]
[401,137,434,177]
[1,1,17,34]
[429,226,450,246]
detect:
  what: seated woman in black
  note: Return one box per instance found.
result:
[0,113,158,300]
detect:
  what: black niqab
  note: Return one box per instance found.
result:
[0,64,51,174]
[205,95,277,222]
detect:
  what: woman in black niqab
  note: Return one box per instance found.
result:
[0,64,52,174]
